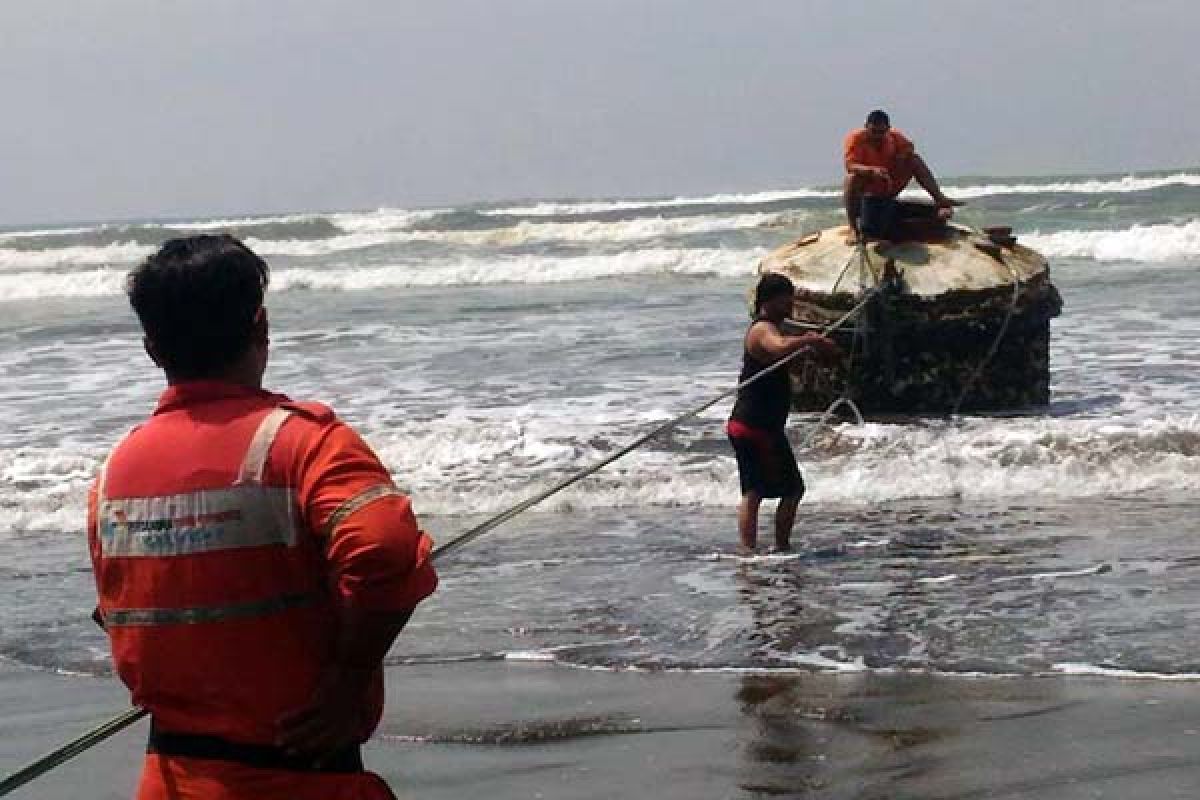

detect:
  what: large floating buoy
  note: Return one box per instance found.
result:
[754,211,1062,414]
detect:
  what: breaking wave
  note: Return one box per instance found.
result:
[930,171,1200,200]
[482,188,838,217]
[5,413,1198,537]
[273,248,764,290]
[1023,218,1200,263]
[0,212,798,274]
[0,248,766,300]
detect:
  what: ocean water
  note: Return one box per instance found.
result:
[2,170,1199,682]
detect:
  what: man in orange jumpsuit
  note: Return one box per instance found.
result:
[88,235,438,799]
[843,109,962,242]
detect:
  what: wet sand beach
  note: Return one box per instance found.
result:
[5,658,1200,799]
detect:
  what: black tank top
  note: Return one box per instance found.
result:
[730,320,792,430]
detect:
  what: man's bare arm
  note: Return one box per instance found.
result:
[845,162,889,179]
[748,322,839,363]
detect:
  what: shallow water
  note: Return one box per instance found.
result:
[2,170,1199,680]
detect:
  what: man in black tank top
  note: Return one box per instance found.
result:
[727,274,839,552]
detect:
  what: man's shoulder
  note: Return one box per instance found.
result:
[746,318,780,340]
[274,399,389,480]
[887,129,914,149]
[275,400,348,454]
[844,128,867,147]
[279,400,337,424]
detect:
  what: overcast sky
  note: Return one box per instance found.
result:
[2,0,1198,225]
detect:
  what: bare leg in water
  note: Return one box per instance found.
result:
[774,493,801,552]
[738,491,801,553]
[737,491,762,553]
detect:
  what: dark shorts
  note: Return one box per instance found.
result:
[726,420,804,499]
[859,195,898,239]
[860,197,940,240]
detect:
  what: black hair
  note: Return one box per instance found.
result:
[126,234,269,379]
[754,272,795,314]
[865,109,890,127]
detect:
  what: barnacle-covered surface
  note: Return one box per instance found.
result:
[757,223,1063,413]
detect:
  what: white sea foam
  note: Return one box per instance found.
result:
[328,208,444,233]
[0,226,104,241]
[252,212,793,254]
[0,211,786,277]
[169,208,441,234]
[0,232,427,270]
[916,574,959,585]
[1051,663,1200,681]
[366,411,1200,516]
[1023,218,1200,263]
[0,247,765,301]
[991,564,1111,583]
[0,214,330,243]
[768,650,870,673]
[0,268,129,300]
[0,447,100,537]
[0,242,153,270]
[700,551,804,563]
[245,232,409,257]
[803,415,1200,506]
[501,637,645,664]
[442,211,800,246]
[939,171,1200,200]
[546,661,1200,681]
[485,189,838,217]
[4,412,1199,534]
[161,212,324,232]
[503,650,558,662]
[272,248,764,291]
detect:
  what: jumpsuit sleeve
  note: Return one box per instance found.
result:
[294,421,438,612]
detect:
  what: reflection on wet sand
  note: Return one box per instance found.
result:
[732,671,1080,798]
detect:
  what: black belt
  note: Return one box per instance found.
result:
[148,722,364,774]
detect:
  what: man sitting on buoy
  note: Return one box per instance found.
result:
[843,109,962,243]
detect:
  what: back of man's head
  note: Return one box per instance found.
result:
[755,273,795,314]
[865,109,890,127]
[127,235,269,379]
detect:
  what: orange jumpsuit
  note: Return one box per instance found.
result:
[843,127,916,197]
[88,381,438,799]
